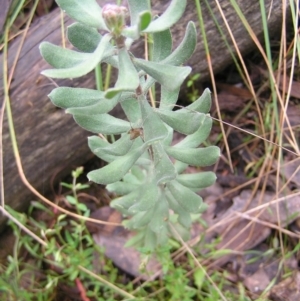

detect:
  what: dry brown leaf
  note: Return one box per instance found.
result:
[93,231,161,280]
[205,190,300,267]
[279,75,300,99]
[269,271,300,301]
[281,158,300,187]
[88,207,160,279]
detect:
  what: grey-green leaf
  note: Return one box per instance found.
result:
[125,206,156,230]
[165,145,220,167]
[144,227,157,251]
[106,181,139,195]
[185,88,211,113]
[120,97,141,123]
[41,34,112,78]
[88,134,133,157]
[140,97,168,143]
[127,0,150,26]
[128,183,159,213]
[49,87,104,108]
[49,87,119,115]
[66,98,119,115]
[87,144,147,184]
[134,58,191,91]
[175,115,212,148]
[148,196,169,233]
[162,21,197,66]
[140,21,197,91]
[152,28,172,62]
[40,42,90,68]
[157,109,204,135]
[126,166,145,184]
[143,0,186,33]
[152,142,177,184]
[162,124,174,146]
[167,180,206,213]
[74,113,130,135]
[88,136,119,162]
[165,191,192,228]
[110,190,139,215]
[122,11,152,39]
[88,135,108,151]
[105,48,139,97]
[159,86,180,111]
[174,161,188,175]
[56,0,107,30]
[176,172,217,190]
[67,23,101,52]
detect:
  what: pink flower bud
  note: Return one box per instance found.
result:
[102,4,128,37]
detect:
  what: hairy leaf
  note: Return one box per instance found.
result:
[176,172,217,190]
[56,0,107,29]
[128,183,159,213]
[67,24,118,69]
[67,23,101,52]
[120,97,142,123]
[144,227,157,250]
[105,48,139,98]
[175,115,212,148]
[166,191,192,228]
[167,180,207,213]
[87,144,147,184]
[66,99,119,115]
[126,166,146,184]
[148,196,169,233]
[142,21,197,91]
[122,11,152,39]
[124,209,155,229]
[88,134,134,157]
[139,11,152,31]
[49,87,119,115]
[157,109,203,135]
[88,135,108,151]
[49,87,104,107]
[74,113,130,135]
[162,124,174,146]
[88,136,117,162]
[40,42,90,68]
[143,0,186,33]
[186,88,211,113]
[134,58,191,91]
[162,22,197,66]
[152,28,172,62]
[152,143,177,184]
[127,0,150,26]
[41,34,112,78]
[159,86,180,111]
[165,145,220,167]
[140,97,168,142]
[106,181,139,195]
[110,190,139,215]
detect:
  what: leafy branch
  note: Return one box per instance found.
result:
[40,0,220,251]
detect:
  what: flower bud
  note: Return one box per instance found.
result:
[102,4,128,37]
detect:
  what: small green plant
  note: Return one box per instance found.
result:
[39,0,220,251]
[1,169,127,300]
[187,73,201,102]
[61,166,90,214]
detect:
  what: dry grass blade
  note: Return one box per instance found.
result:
[196,0,234,173]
